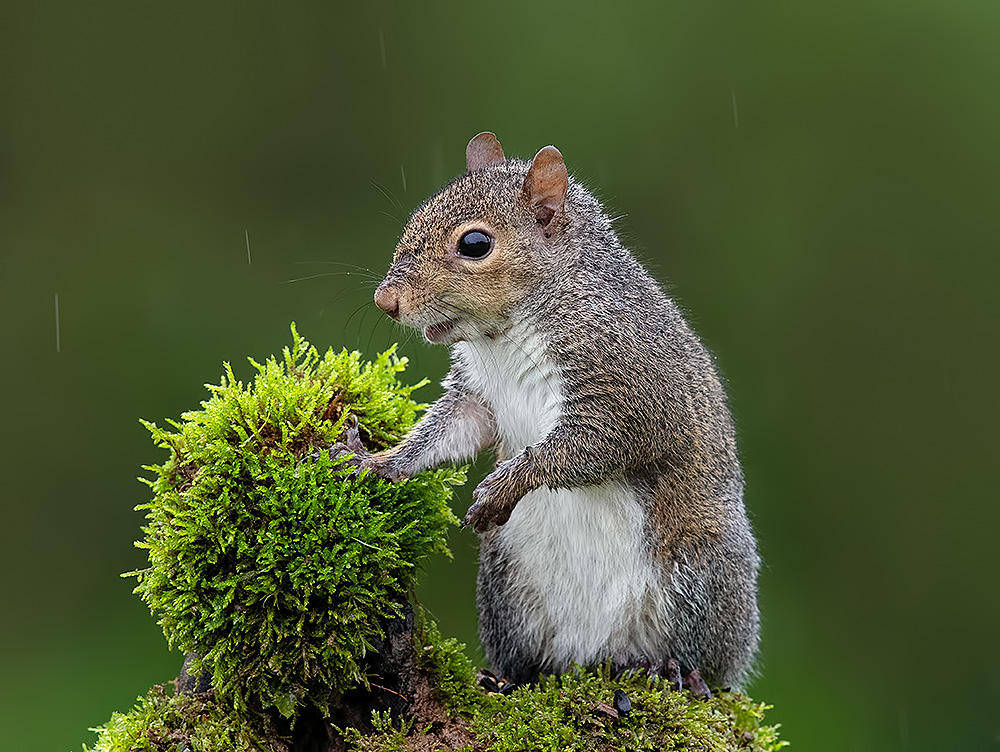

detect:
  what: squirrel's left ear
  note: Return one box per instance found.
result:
[466,132,505,171]
[522,146,568,228]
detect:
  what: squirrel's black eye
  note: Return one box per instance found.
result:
[457,230,493,259]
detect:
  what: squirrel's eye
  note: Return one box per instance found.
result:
[457,230,493,259]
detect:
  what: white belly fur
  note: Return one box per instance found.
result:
[455,326,673,670]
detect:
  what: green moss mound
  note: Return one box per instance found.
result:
[85,686,275,752]
[129,325,463,717]
[336,635,788,752]
[469,668,786,752]
[84,326,786,751]
[88,622,786,752]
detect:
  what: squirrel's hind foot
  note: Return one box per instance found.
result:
[612,655,712,699]
[476,668,520,696]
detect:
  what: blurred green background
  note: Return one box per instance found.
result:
[1,2,998,750]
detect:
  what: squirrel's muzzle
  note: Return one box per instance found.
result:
[374,282,401,320]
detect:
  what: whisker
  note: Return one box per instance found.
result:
[283,271,379,284]
[317,284,374,318]
[293,260,377,273]
[370,179,405,221]
[366,311,386,356]
[342,299,374,333]
[359,302,377,341]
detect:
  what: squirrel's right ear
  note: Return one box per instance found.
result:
[522,145,568,228]
[466,132,505,172]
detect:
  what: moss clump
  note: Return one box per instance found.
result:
[470,668,787,752]
[85,685,277,752]
[129,324,464,718]
[413,609,484,716]
[346,631,786,752]
[341,710,417,752]
[84,325,785,751]
[87,636,787,752]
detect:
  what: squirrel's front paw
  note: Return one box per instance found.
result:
[463,461,524,532]
[326,416,368,459]
[325,417,408,482]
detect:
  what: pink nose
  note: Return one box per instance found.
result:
[374,283,400,319]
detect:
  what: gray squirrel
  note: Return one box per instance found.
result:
[336,132,760,692]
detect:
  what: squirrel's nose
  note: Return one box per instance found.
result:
[374,283,401,320]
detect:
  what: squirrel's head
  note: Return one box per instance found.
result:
[373,132,569,345]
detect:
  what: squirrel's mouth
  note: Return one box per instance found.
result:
[423,319,459,344]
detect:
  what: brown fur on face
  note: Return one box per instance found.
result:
[377,159,564,344]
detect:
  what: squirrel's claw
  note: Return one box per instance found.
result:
[464,462,520,531]
[611,656,711,699]
[463,491,496,532]
[308,417,368,468]
[665,657,712,698]
[476,669,519,696]
[328,417,369,459]
[320,416,407,483]
[463,498,502,532]
[665,657,683,692]
[681,667,712,699]
[340,416,367,454]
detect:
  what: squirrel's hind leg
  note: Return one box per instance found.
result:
[476,534,547,685]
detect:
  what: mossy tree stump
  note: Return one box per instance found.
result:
[84,326,785,752]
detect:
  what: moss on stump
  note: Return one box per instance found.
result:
[84,326,785,751]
